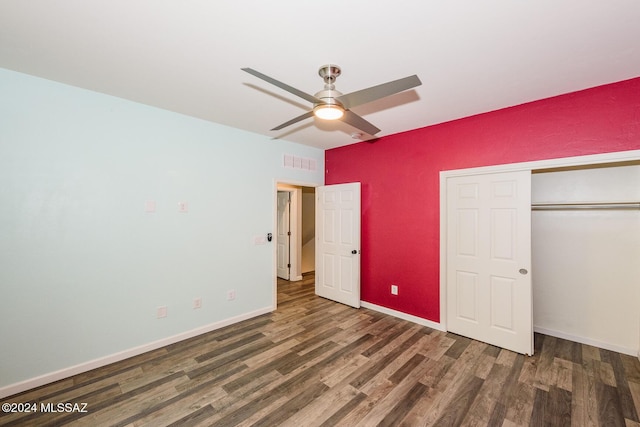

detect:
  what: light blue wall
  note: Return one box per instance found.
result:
[0,68,324,389]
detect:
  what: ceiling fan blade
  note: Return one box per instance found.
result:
[340,110,381,135]
[242,68,321,105]
[271,111,315,131]
[336,75,422,109]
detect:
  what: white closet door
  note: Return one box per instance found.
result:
[446,171,532,355]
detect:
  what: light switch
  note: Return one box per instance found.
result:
[145,200,156,213]
[178,201,188,213]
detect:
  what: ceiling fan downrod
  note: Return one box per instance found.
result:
[314,64,345,119]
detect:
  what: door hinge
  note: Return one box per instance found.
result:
[287,231,291,236]
[287,263,291,268]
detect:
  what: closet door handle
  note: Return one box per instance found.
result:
[519,268,528,275]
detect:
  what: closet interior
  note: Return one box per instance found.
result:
[531,161,640,356]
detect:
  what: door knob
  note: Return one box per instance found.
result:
[351,250,358,254]
[519,268,528,275]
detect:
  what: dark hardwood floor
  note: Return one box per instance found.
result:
[1,272,639,426]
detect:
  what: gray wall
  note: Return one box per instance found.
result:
[0,69,324,393]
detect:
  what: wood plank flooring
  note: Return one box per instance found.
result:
[2,272,639,426]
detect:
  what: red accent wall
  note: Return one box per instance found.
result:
[325,77,640,323]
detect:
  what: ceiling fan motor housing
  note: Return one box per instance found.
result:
[315,64,344,111]
[314,88,344,107]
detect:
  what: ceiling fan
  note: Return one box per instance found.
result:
[241,65,421,136]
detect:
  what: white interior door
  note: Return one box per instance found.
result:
[446,171,533,355]
[276,191,290,280]
[316,183,361,308]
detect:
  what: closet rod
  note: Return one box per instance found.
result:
[531,202,640,211]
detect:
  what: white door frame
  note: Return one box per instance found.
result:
[440,149,640,335]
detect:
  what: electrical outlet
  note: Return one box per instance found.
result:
[157,306,167,318]
[193,297,202,309]
[391,285,398,295]
[227,290,236,301]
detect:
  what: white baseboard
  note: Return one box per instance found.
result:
[0,307,273,399]
[360,302,445,332]
[534,326,639,357]
[358,304,639,358]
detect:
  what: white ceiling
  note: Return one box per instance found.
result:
[1,1,639,150]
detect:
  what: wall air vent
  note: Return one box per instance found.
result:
[283,154,317,172]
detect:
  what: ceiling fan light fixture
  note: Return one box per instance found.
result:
[242,64,420,136]
[314,104,344,120]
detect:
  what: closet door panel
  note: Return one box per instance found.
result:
[447,170,532,355]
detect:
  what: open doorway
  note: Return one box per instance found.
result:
[275,184,316,298]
